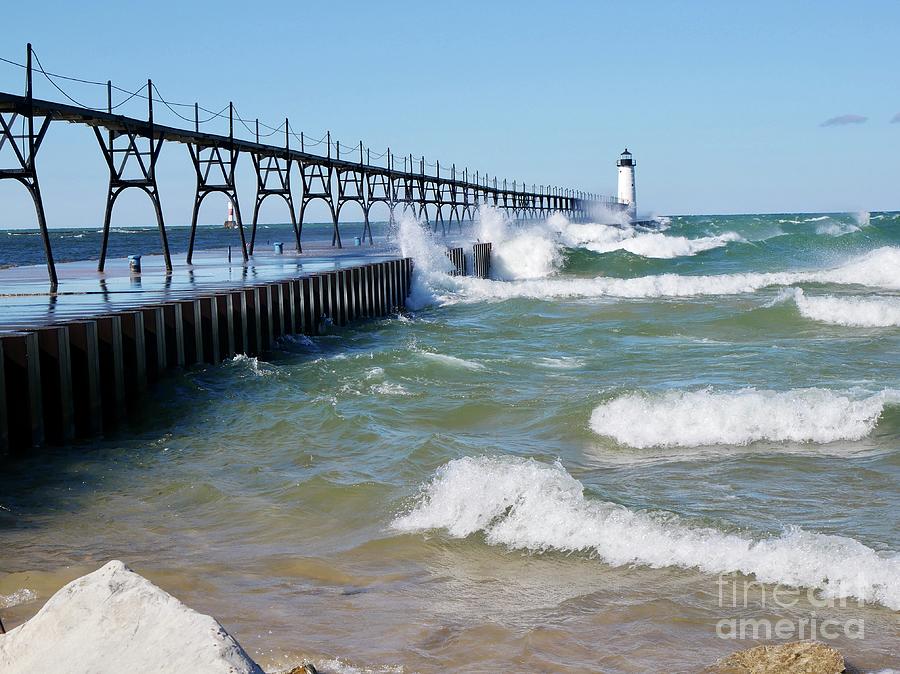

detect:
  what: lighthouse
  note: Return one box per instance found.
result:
[224,200,237,229]
[616,148,637,221]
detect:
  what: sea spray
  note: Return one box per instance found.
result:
[396,210,454,309]
[474,206,563,280]
[816,221,860,237]
[589,388,898,448]
[393,456,900,610]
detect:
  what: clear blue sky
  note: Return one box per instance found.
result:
[0,0,898,228]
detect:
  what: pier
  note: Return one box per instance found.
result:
[0,44,619,290]
[0,247,414,454]
[0,43,595,456]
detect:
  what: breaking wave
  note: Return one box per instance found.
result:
[397,209,900,307]
[585,231,743,258]
[467,207,744,279]
[439,247,900,304]
[392,456,900,609]
[789,289,900,327]
[589,388,898,448]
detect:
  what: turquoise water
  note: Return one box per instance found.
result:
[0,210,898,672]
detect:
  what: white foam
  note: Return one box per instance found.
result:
[474,207,561,279]
[395,211,456,309]
[393,456,900,610]
[229,354,275,377]
[395,208,900,309]
[814,247,900,288]
[313,657,404,674]
[589,388,896,448]
[429,246,900,304]
[492,229,562,279]
[0,589,37,609]
[652,214,672,229]
[548,212,742,260]
[371,381,412,396]
[627,231,742,258]
[472,206,742,279]
[791,289,900,327]
[586,231,743,258]
[535,356,584,369]
[417,350,486,371]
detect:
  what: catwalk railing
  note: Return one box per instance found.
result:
[0,44,621,290]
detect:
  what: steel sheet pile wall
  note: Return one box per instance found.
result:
[446,247,466,276]
[473,243,492,279]
[0,258,412,456]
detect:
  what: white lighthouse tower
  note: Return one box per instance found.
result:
[616,148,637,221]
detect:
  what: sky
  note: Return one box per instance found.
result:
[0,0,898,228]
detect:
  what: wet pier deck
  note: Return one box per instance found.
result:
[0,245,413,455]
[0,243,402,331]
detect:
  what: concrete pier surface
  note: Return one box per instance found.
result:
[0,244,414,455]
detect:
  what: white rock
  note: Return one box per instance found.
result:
[0,560,264,674]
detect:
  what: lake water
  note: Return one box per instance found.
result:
[0,209,897,673]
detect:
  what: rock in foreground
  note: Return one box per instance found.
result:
[0,560,263,674]
[706,640,847,674]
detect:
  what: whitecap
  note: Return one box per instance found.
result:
[229,354,275,376]
[417,350,486,371]
[371,381,412,396]
[430,246,900,304]
[589,388,897,448]
[615,231,743,258]
[791,289,900,327]
[393,456,900,610]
